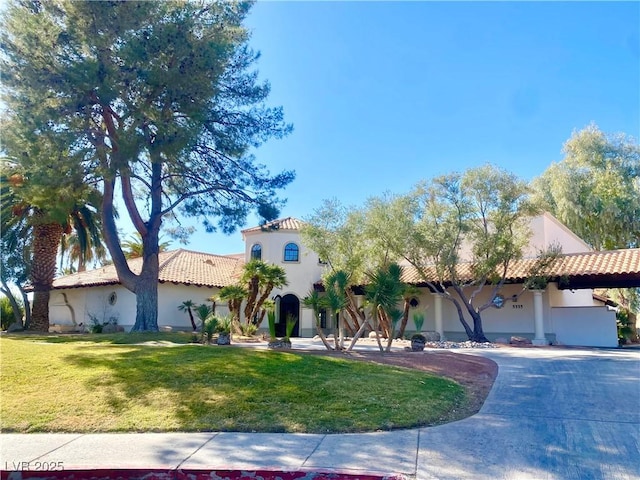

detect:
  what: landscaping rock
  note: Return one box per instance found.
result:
[368,331,378,339]
[424,331,441,342]
[160,326,173,332]
[7,322,23,333]
[494,337,509,344]
[268,338,292,349]
[217,333,231,345]
[424,340,499,349]
[102,324,117,334]
[510,336,532,345]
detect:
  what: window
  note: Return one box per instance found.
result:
[108,292,117,306]
[409,297,419,308]
[319,309,327,329]
[283,242,299,262]
[250,243,262,260]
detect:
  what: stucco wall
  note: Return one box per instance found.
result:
[49,283,227,331]
[421,284,551,340]
[244,229,326,336]
[525,213,592,256]
[547,283,597,307]
[551,306,618,347]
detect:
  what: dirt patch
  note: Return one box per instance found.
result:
[304,349,498,423]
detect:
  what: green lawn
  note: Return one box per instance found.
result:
[0,333,465,433]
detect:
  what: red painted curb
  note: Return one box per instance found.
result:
[1,469,407,480]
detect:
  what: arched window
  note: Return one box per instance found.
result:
[283,242,299,262]
[250,244,262,260]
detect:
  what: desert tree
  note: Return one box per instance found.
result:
[532,124,640,251]
[532,124,640,335]
[366,165,537,343]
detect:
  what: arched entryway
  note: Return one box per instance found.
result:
[276,294,300,337]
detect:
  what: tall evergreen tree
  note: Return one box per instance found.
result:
[1,1,293,331]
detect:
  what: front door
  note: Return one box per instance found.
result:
[276,294,300,337]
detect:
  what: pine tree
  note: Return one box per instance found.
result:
[1,1,293,331]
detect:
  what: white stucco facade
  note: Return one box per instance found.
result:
[243,226,326,337]
[48,214,623,347]
[49,283,228,332]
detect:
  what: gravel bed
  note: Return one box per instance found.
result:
[425,340,500,349]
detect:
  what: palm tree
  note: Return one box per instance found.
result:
[178,300,198,331]
[241,260,287,326]
[59,205,107,274]
[194,303,212,329]
[365,263,405,352]
[219,285,247,326]
[322,270,350,349]
[302,289,334,350]
[1,110,103,331]
[122,232,172,259]
[2,167,106,331]
[0,180,32,328]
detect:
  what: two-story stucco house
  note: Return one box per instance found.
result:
[48,213,640,347]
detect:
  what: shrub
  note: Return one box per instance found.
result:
[203,315,218,343]
[413,312,425,333]
[240,323,258,337]
[1,296,23,330]
[216,315,233,335]
[616,308,635,344]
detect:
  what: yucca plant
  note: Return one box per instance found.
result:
[267,310,277,340]
[413,312,425,334]
[284,313,298,341]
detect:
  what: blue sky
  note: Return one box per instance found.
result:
[171,1,639,255]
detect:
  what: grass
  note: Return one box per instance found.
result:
[0,333,465,434]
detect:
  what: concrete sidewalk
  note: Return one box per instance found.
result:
[2,348,639,479]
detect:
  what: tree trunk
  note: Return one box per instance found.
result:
[397,299,411,338]
[450,286,478,340]
[187,308,197,331]
[29,222,63,332]
[0,280,23,326]
[313,313,334,351]
[21,288,31,329]
[346,316,371,351]
[468,309,489,343]
[131,270,159,331]
[131,235,160,332]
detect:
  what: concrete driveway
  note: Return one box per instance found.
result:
[417,347,640,479]
[1,347,638,479]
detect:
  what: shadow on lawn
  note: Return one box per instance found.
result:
[8,331,197,344]
[63,345,307,432]
[62,345,454,434]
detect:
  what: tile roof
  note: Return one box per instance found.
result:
[400,248,640,289]
[241,217,304,235]
[51,249,244,290]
